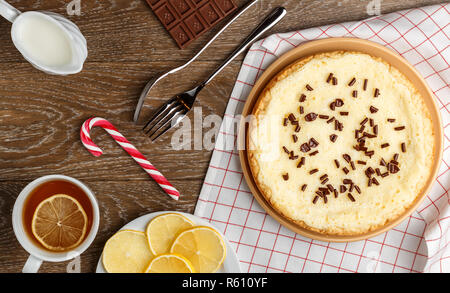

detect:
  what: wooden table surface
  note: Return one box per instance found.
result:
[0,0,442,273]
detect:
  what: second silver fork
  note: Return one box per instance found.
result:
[143,7,287,141]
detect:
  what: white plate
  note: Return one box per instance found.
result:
[96,211,241,273]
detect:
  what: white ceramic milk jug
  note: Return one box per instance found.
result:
[0,0,87,75]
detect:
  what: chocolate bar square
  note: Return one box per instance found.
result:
[145,0,237,49]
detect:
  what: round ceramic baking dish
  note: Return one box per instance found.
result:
[238,38,443,242]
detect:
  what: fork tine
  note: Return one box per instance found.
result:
[150,109,189,141]
[147,104,185,138]
[143,99,180,134]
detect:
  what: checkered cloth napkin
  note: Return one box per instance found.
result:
[194,3,450,273]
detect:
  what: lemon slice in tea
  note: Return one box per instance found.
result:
[31,194,88,251]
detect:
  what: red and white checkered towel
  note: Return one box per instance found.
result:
[194,3,450,273]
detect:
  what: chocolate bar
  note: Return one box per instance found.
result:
[146,0,237,48]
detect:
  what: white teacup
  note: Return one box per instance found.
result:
[12,175,100,273]
[0,0,88,75]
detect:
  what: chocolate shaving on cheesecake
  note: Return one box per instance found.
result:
[288,113,296,122]
[357,160,366,165]
[380,158,387,167]
[309,138,319,148]
[365,151,375,158]
[387,118,396,123]
[349,183,354,192]
[309,150,319,156]
[352,90,358,98]
[372,177,380,186]
[330,134,338,142]
[283,118,288,126]
[313,196,319,204]
[319,115,329,120]
[327,184,334,193]
[365,167,375,178]
[381,143,390,148]
[343,167,349,174]
[306,84,314,91]
[335,99,344,107]
[323,196,328,204]
[376,168,381,176]
[333,189,338,198]
[327,117,335,124]
[297,157,306,168]
[340,185,347,193]
[381,172,389,178]
[343,179,353,185]
[348,78,356,86]
[283,146,289,154]
[305,113,318,122]
[295,125,301,133]
[363,79,368,91]
[369,118,374,127]
[350,161,356,170]
[327,73,334,83]
[354,185,361,194]
[334,160,340,168]
[373,125,378,136]
[282,173,289,181]
[330,102,336,111]
[401,142,406,153]
[321,178,329,185]
[343,154,351,163]
[301,184,307,191]
[300,143,311,153]
[394,153,399,161]
[374,88,380,97]
[309,169,319,175]
[389,163,400,174]
[340,112,349,116]
[360,118,368,126]
[299,94,306,102]
[370,106,379,113]
[332,77,338,85]
[394,126,405,131]
[347,193,356,202]
[293,135,298,143]
[299,106,304,115]
[320,174,328,181]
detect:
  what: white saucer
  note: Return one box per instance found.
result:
[96,211,241,273]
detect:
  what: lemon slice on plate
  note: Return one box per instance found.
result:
[102,229,153,273]
[145,254,195,273]
[32,194,88,251]
[170,226,227,273]
[146,213,194,255]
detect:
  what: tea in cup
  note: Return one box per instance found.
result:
[12,175,99,273]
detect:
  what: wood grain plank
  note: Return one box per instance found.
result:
[0,0,441,272]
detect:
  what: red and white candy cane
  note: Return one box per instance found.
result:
[80,117,180,200]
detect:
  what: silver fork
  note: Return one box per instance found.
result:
[143,7,287,141]
[134,0,260,123]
